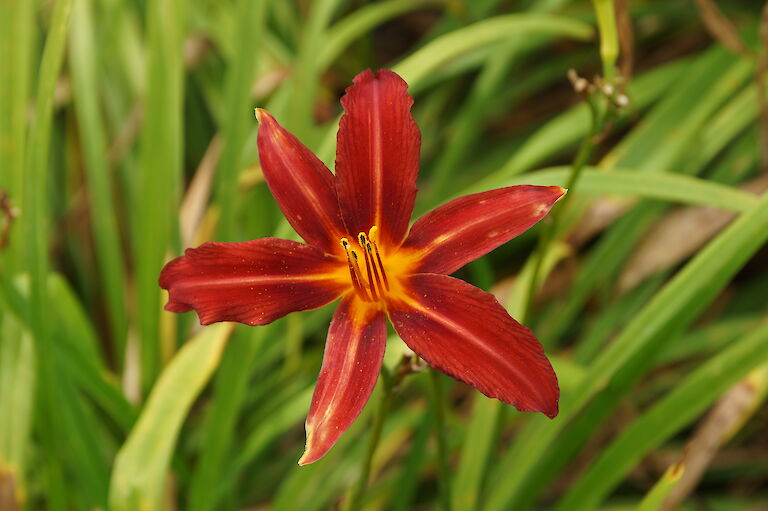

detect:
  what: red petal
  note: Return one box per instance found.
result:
[256,109,346,254]
[402,185,565,274]
[299,297,386,465]
[388,274,559,417]
[335,69,421,248]
[159,238,347,326]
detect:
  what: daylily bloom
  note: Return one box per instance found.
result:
[160,69,563,465]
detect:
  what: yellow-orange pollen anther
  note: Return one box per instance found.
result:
[341,227,390,303]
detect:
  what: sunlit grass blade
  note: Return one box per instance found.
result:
[22,0,74,507]
[68,0,129,362]
[591,0,619,81]
[109,323,233,511]
[0,0,33,273]
[0,314,35,506]
[188,327,270,511]
[132,0,186,392]
[486,167,759,213]
[214,0,265,241]
[282,0,345,139]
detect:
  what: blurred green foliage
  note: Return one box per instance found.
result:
[0,0,767,509]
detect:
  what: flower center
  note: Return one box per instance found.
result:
[340,226,390,303]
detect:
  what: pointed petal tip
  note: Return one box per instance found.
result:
[349,68,409,91]
[352,68,374,84]
[297,452,314,466]
[540,398,560,419]
[255,107,346,252]
[536,375,560,419]
[390,274,561,417]
[506,385,559,419]
[254,108,279,126]
[297,443,325,466]
[298,298,387,467]
[297,426,328,466]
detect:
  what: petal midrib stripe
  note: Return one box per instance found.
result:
[174,273,341,288]
[401,294,540,398]
[273,140,342,239]
[371,81,383,229]
[313,318,363,431]
[418,211,498,252]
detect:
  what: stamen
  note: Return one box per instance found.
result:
[366,240,384,297]
[341,238,370,301]
[368,226,390,291]
[359,233,380,301]
[342,229,392,302]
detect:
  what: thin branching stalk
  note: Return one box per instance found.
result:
[429,369,453,511]
[347,367,395,511]
[523,97,605,323]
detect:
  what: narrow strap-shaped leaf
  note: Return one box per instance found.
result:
[637,463,685,511]
[23,0,74,507]
[394,14,594,91]
[132,0,186,392]
[471,167,758,213]
[486,188,768,511]
[109,323,233,511]
[69,0,129,363]
[214,0,266,241]
[555,322,768,511]
[0,315,35,505]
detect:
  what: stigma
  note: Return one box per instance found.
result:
[341,226,390,303]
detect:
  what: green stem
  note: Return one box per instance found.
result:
[429,369,453,511]
[591,0,619,82]
[347,368,395,511]
[523,100,604,323]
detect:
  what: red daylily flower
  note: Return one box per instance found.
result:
[160,69,563,465]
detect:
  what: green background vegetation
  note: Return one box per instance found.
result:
[1,0,766,509]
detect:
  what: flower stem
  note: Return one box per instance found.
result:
[429,368,453,511]
[523,99,604,324]
[591,0,620,82]
[347,367,395,511]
